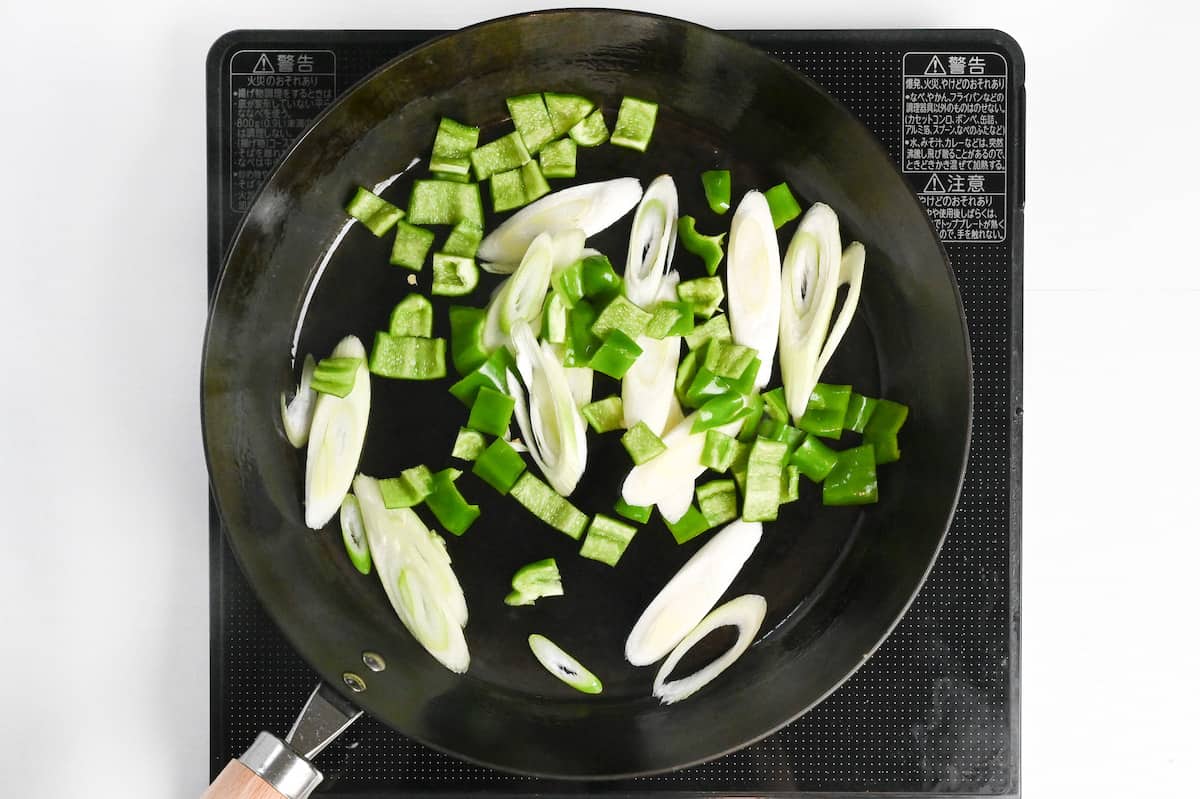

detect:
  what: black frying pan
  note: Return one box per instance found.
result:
[202,9,971,784]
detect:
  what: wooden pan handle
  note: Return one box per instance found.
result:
[201,733,323,799]
[203,760,287,799]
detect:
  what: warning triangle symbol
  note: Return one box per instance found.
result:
[924,55,947,75]
[252,54,275,74]
[924,173,946,193]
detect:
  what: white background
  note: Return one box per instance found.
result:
[1,0,1196,796]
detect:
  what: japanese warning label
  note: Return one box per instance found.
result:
[229,50,337,211]
[902,52,1008,243]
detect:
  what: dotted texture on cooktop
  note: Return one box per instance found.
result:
[209,32,1020,797]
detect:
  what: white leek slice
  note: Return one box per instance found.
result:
[339,494,371,574]
[304,336,370,529]
[478,178,643,268]
[280,354,317,448]
[621,411,741,523]
[546,343,595,409]
[815,241,866,376]
[508,323,588,496]
[550,228,586,272]
[726,191,782,387]
[779,203,844,418]
[621,272,682,435]
[482,232,555,352]
[528,634,603,694]
[352,475,469,672]
[652,594,766,704]
[625,519,763,666]
[623,175,679,308]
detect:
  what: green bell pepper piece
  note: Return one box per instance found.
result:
[388,294,434,338]
[700,429,739,472]
[677,216,726,276]
[613,498,652,524]
[539,138,577,179]
[467,385,515,437]
[701,169,732,214]
[424,468,480,535]
[379,465,434,508]
[367,334,446,380]
[451,427,486,461]
[588,330,643,379]
[691,392,757,434]
[844,392,878,434]
[757,417,804,451]
[664,505,710,545]
[442,219,484,259]
[676,277,724,318]
[683,313,731,350]
[448,347,515,406]
[761,386,790,423]
[448,305,488,375]
[581,395,624,434]
[390,221,435,270]
[429,117,479,176]
[345,187,404,236]
[644,300,694,339]
[796,383,853,439]
[822,445,879,506]
[763,182,802,228]
[591,294,652,341]
[579,514,638,566]
[862,399,909,464]
[790,434,839,482]
[472,437,526,494]
[742,437,789,522]
[696,479,738,526]
[579,255,623,304]
[610,96,658,151]
[510,473,588,539]
[621,421,667,465]
[504,557,563,606]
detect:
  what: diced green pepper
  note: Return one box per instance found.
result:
[844,392,879,434]
[691,392,756,434]
[468,385,515,436]
[684,353,760,407]
[510,472,588,539]
[552,259,586,307]
[579,255,623,303]
[701,429,739,472]
[742,437,789,522]
[504,557,563,606]
[449,347,515,406]
[345,187,404,236]
[569,108,609,146]
[683,314,731,350]
[431,171,471,183]
[644,300,694,339]
[507,93,556,154]
[442,219,484,258]
[780,464,802,505]
[701,169,732,214]
[822,445,879,506]
[621,421,667,464]
[521,160,551,203]
[389,294,433,338]
[611,96,658,152]
[407,180,484,227]
[790,434,838,482]
[389,220,435,270]
[677,216,726,276]
[379,465,434,509]
[430,117,479,176]
[664,505,710,545]
[757,417,804,452]
[677,277,725,318]
[729,439,752,493]
[614,498,652,524]
[588,330,643,379]
[539,138,577,179]
[472,437,526,494]
[544,92,596,137]
[591,295,652,340]
[761,387,790,423]
[431,253,480,297]
[451,427,486,461]
[579,514,638,566]
[424,468,480,535]
[470,132,530,181]
[697,479,738,526]
[704,340,758,380]
[448,305,487,375]
[796,383,853,439]
[368,333,446,380]
[764,182,802,229]
[311,356,361,397]
[862,399,909,464]
[563,299,600,367]
[674,346,702,406]
[491,167,527,213]
[581,395,624,434]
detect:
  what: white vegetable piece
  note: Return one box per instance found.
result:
[726,191,782,388]
[621,411,741,523]
[623,175,679,309]
[779,203,865,418]
[816,241,866,377]
[622,272,682,435]
[652,594,766,704]
[304,336,370,529]
[550,228,586,273]
[625,519,763,667]
[482,232,556,352]
[280,354,317,448]
[352,475,470,673]
[478,178,643,268]
[508,323,589,496]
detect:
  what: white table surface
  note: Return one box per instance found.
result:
[1,1,1196,796]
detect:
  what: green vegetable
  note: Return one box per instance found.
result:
[764,182,802,228]
[683,314,731,350]
[389,220,436,270]
[542,292,569,344]
[448,346,516,406]
[539,138,577,179]
[544,92,595,137]
[580,514,638,566]
[691,392,756,433]
[621,421,667,464]
[737,392,766,442]
[448,305,487,375]
[683,351,760,408]
[467,385,516,437]
[742,437,789,522]
[521,160,551,203]
[552,259,586,307]
[862,399,909,464]
[587,329,643,379]
[729,439,752,493]
[491,167,527,213]
[407,179,484,227]
[568,108,609,146]
[701,429,739,472]
[761,387,790,423]
[780,464,802,505]
[701,170,732,214]
[471,436,527,494]
[591,295,652,340]
[345,187,404,236]
[368,333,446,380]
[757,417,804,451]
[644,300,694,339]
[379,465,434,509]
[677,216,726,276]
[528,634,603,694]
[614,498,653,524]
[822,444,878,505]
[664,505,710,545]
[431,253,480,296]
[563,299,600,367]
[424,468,480,536]
[704,340,758,380]
[311,356,362,397]
[581,395,624,433]
[510,472,589,539]
[677,277,725,318]
[504,558,564,606]
[579,255,623,303]
[610,96,658,151]
[442,219,484,258]
[696,479,738,526]
[469,131,531,181]
[790,434,838,481]
[339,495,371,574]
[431,171,471,183]
[388,294,434,338]
[844,392,878,434]
[507,93,556,154]
[796,383,852,439]
[674,347,702,409]
[451,428,486,461]
[430,117,479,176]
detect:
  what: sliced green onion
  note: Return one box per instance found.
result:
[431,253,480,297]
[305,337,371,529]
[844,392,878,434]
[677,216,726,276]
[644,300,694,339]
[544,92,596,137]
[407,179,484,227]
[390,220,436,270]
[507,93,556,154]
[580,514,638,566]
[379,464,434,509]
[701,429,738,472]
[862,399,909,464]
[368,333,446,380]
[451,428,486,462]
[683,313,731,350]
[592,295,653,340]
[664,505,711,544]
[701,169,732,214]
[677,277,724,318]
[340,494,372,574]
[539,138,577,179]
[510,472,588,539]
[388,294,434,338]
[430,117,479,176]
[346,186,404,236]
[652,594,765,704]
[582,395,624,433]
[624,175,678,309]
[528,634,603,694]
[448,305,487,375]
[796,383,852,439]
[823,444,879,505]
[727,190,782,387]
[311,356,362,397]
[472,436,527,494]
[611,96,659,151]
[280,354,317,448]
[542,291,569,344]
[467,385,515,437]
[764,182,802,228]
[424,468,480,536]
[621,421,667,465]
[482,231,555,351]
[696,479,738,527]
[442,219,484,258]
[614,498,653,524]
[742,437,789,522]
[588,329,643,379]
[790,434,838,482]
[504,558,563,606]
[470,131,531,181]
[568,108,609,146]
